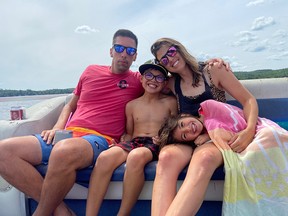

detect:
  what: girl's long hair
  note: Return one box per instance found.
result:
[158,114,195,150]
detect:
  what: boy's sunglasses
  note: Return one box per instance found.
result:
[159,46,177,66]
[113,44,137,56]
[144,71,166,83]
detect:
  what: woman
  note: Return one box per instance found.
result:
[158,100,288,216]
[150,38,259,216]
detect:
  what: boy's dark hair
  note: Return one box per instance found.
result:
[112,29,138,48]
[158,114,195,150]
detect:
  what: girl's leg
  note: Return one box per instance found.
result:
[151,144,193,216]
[118,147,153,216]
[165,143,223,216]
[86,147,128,216]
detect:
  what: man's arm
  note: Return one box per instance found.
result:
[204,58,231,71]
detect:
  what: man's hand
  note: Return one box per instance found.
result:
[41,129,59,145]
[205,58,231,71]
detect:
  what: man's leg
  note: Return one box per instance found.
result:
[0,136,43,201]
[33,137,94,216]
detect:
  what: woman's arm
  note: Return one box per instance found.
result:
[209,63,258,152]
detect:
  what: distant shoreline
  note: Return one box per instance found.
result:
[0,88,73,98]
[0,94,69,102]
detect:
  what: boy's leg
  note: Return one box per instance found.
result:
[118,147,153,216]
[86,146,128,216]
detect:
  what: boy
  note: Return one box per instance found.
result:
[86,62,177,216]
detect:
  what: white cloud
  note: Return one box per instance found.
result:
[231,62,247,71]
[237,31,258,42]
[221,56,246,71]
[243,39,269,52]
[196,52,213,62]
[230,31,258,47]
[246,0,265,7]
[74,25,100,34]
[195,52,245,71]
[251,16,275,31]
[245,45,267,52]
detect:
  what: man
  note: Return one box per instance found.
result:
[0,29,143,216]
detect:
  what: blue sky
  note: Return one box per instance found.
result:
[1,0,287,90]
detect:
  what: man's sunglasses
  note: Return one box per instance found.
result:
[144,71,166,83]
[159,46,177,66]
[113,44,137,56]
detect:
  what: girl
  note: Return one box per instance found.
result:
[157,99,288,215]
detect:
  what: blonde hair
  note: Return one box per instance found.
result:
[151,38,202,87]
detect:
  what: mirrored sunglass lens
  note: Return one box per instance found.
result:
[161,58,169,66]
[126,47,136,56]
[167,48,177,57]
[114,45,124,53]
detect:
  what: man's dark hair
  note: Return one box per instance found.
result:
[112,29,138,48]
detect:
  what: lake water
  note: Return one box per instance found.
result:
[0,94,67,120]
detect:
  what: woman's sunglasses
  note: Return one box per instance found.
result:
[159,46,177,66]
[144,71,166,83]
[113,44,137,56]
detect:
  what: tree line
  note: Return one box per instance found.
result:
[0,88,74,97]
[0,68,287,97]
[234,68,288,80]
